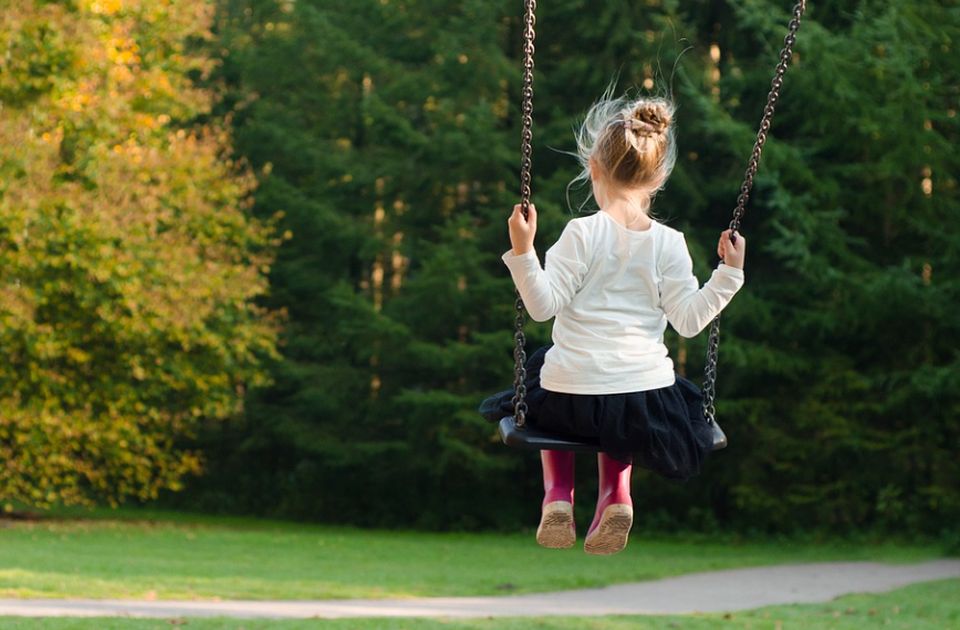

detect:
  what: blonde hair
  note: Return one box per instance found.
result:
[567,84,677,217]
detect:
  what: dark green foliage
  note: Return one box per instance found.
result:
[170,0,960,535]
[172,0,531,529]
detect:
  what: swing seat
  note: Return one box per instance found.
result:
[497,416,603,452]
[498,415,728,452]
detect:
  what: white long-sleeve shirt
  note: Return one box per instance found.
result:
[501,210,744,394]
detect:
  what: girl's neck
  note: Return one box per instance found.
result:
[599,198,652,231]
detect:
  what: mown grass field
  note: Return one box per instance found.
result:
[0,507,952,601]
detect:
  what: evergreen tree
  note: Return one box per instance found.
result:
[185,0,529,527]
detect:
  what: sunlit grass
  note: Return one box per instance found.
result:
[0,506,949,601]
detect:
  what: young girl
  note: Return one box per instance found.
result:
[480,92,746,555]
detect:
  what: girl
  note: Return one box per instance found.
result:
[480,92,746,555]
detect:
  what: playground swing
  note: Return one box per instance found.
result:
[498,0,807,453]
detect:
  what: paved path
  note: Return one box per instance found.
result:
[1,560,958,619]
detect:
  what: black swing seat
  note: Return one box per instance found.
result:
[498,415,729,452]
[497,416,603,453]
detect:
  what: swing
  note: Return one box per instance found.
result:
[498,0,807,453]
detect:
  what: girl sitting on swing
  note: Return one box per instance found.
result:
[480,89,746,555]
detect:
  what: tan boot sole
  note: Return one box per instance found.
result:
[584,503,633,555]
[536,501,576,549]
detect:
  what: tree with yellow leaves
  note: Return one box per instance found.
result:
[0,0,284,509]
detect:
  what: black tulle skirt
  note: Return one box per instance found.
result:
[479,345,716,481]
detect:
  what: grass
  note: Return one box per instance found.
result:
[0,578,958,628]
[0,506,951,601]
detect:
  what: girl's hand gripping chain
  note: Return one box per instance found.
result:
[717,229,746,270]
[509,202,538,256]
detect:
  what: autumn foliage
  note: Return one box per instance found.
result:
[0,0,283,508]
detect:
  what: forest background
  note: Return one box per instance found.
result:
[1,0,957,539]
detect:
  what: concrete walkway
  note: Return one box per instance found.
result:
[1,560,958,619]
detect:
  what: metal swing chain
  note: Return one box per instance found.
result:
[701,0,807,425]
[511,0,537,429]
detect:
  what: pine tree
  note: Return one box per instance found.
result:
[184,0,531,527]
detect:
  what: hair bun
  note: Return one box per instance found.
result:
[626,102,671,139]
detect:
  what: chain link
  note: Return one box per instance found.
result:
[512,0,537,429]
[702,0,806,425]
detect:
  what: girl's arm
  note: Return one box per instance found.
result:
[501,219,589,322]
[659,230,745,338]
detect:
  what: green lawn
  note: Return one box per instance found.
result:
[1,578,958,629]
[0,507,950,601]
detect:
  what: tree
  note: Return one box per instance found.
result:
[179,0,528,528]
[0,0,283,509]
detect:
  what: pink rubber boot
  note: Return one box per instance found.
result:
[536,450,576,549]
[584,452,633,555]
